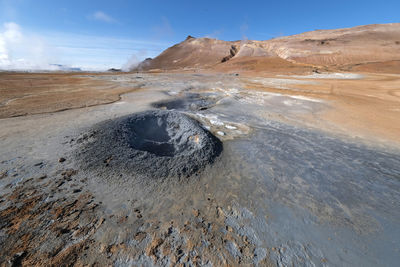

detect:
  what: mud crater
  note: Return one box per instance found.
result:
[75,110,223,179]
[151,93,218,111]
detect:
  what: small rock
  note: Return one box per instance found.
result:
[9,251,26,267]
[192,209,200,217]
[103,155,113,166]
[225,125,237,130]
[0,170,8,179]
[217,131,225,136]
[58,157,66,163]
[61,169,78,178]
[134,232,147,242]
[99,243,107,253]
[38,174,47,180]
[216,206,224,218]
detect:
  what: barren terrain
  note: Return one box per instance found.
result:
[1,23,400,266]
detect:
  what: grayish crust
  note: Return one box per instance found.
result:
[74,110,223,180]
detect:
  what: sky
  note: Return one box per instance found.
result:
[0,0,399,71]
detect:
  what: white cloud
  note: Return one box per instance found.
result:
[90,11,116,23]
[0,22,21,65]
[3,21,21,41]
[0,22,171,71]
[0,22,59,70]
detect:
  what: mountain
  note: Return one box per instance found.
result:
[133,23,400,73]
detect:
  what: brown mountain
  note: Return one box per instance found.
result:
[134,23,400,73]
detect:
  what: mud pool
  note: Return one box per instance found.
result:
[1,73,399,266]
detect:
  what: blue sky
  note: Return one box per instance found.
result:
[0,0,399,70]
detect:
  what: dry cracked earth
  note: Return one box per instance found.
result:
[1,72,400,266]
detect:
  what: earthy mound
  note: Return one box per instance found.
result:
[75,110,223,179]
[135,37,237,71]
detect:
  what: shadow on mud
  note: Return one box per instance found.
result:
[126,114,177,157]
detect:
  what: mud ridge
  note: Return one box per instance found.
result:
[74,110,223,180]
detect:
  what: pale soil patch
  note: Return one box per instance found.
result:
[241,72,400,145]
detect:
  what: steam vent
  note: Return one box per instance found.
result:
[76,110,223,179]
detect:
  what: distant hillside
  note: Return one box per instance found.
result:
[132,23,400,73]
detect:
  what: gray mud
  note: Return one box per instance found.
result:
[151,92,219,111]
[1,73,400,266]
[207,122,400,266]
[74,110,222,180]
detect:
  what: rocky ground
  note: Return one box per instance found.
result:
[1,72,400,266]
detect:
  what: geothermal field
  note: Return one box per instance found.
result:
[1,23,400,266]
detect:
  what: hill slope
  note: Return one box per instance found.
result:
[134,23,400,73]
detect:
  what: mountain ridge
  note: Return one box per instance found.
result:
[133,23,400,73]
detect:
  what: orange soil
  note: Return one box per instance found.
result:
[242,72,400,144]
[0,72,138,119]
